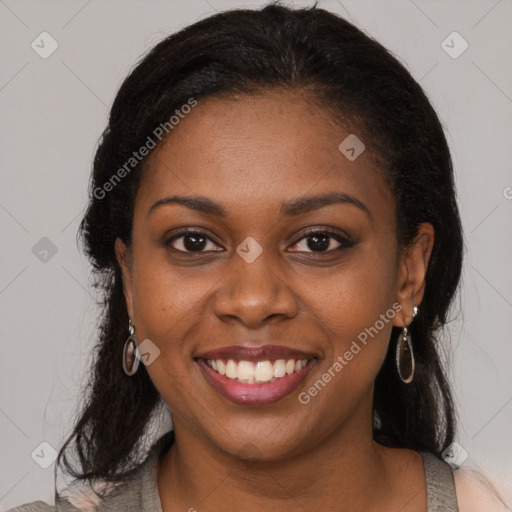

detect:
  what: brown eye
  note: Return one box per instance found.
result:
[165,230,223,253]
[289,230,354,253]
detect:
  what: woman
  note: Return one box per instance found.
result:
[9,3,509,511]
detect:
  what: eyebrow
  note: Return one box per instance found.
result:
[148,192,371,219]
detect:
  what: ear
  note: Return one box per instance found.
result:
[393,222,434,327]
[115,237,135,321]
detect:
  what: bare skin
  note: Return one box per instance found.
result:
[116,90,434,511]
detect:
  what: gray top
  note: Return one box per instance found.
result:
[7,448,459,511]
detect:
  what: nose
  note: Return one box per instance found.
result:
[213,248,298,329]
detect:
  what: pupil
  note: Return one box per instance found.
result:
[184,234,206,251]
[308,234,329,251]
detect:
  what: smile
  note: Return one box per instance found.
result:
[205,358,309,384]
[195,344,318,406]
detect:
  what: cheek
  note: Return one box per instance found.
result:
[320,242,396,319]
[128,242,213,379]
[288,248,399,439]
[129,259,210,416]
[312,243,398,381]
[132,265,206,347]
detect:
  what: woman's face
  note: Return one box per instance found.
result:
[117,91,431,460]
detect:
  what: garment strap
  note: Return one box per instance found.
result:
[420,452,459,511]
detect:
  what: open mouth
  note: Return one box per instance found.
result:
[203,358,311,384]
[196,356,317,406]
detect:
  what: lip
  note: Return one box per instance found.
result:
[196,356,317,406]
[196,344,317,362]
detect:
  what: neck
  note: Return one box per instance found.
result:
[156,402,422,511]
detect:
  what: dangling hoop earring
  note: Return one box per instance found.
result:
[123,318,140,376]
[396,306,418,384]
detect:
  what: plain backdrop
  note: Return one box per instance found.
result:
[1,0,511,509]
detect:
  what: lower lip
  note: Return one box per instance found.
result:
[196,359,316,406]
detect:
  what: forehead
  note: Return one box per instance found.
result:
[137,91,393,221]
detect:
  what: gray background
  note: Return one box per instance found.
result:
[1,0,511,508]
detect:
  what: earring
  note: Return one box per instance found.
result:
[396,306,418,384]
[123,318,140,376]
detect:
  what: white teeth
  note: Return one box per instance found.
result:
[254,361,274,383]
[206,358,309,384]
[237,360,255,383]
[273,359,286,378]
[225,359,238,379]
[217,360,226,376]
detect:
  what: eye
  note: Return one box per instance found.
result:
[164,229,223,253]
[288,229,353,253]
[164,228,353,254]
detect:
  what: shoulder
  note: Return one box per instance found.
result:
[6,503,53,512]
[6,496,83,512]
[5,500,74,512]
[454,468,512,512]
[7,442,164,512]
[6,471,144,512]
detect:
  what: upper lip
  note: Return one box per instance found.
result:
[196,345,317,362]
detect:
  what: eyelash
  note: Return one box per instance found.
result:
[163,227,354,254]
